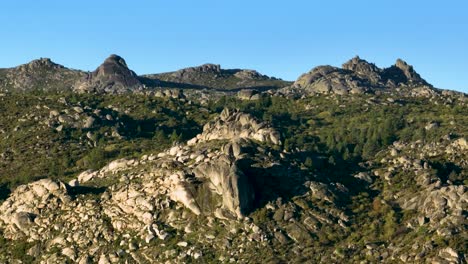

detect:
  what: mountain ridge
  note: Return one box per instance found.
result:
[0,55,451,97]
[289,56,431,95]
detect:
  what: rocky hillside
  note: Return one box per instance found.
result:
[282,56,431,96]
[74,55,145,94]
[0,55,439,97]
[0,58,84,92]
[0,55,289,96]
[143,63,290,91]
[0,56,466,263]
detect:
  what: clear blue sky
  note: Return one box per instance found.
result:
[1,0,467,92]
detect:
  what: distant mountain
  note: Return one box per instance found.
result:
[0,58,84,92]
[74,54,144,94]
[0,55,290,94]
[0,55,445,97]
[289,56,430,95]
[143,63,290,91]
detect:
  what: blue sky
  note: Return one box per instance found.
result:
[1,0,467,92]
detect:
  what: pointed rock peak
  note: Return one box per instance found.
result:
[395,58,412,70]
[342,56,381,73]
[343,55,364,65]
[75,54,142,93]
[102,54,128,68]
[24,57,63,69]
[391,58,428,85]
[395,58,407,66]
[94,54,136,78]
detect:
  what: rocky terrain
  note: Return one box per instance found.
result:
[74,55,145,94]
[0,55,289,96]
[0,58,84,92]
[281,56,431,96]
[143,63,289,91]
[0,55,466,263]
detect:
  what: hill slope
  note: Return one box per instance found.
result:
[0,56,466,263]
[143,63,291,91]
[0,58,84,92]
[282,56,431,96]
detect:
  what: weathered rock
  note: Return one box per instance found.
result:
[0,58,84,92]
[189,108,281,146]
[0,179,70,239]
[393,58,428,85]
[75,54,143,93]
[354,172,373,183]
[342,56,382,84]
[437,247,461,263]
[78,169,98,183]
[82,116,96,128]
[169,181,201,215]
[290,56,431,95]
[194,157,254,218]
[237,89,260,100]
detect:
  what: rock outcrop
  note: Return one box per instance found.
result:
[0,107,351,262]
[0,179,70,239]
[0,92,465,263]
[144,64,289,91]
[75,54,143,93]
[237,89,261,100]
[188,108,281,145]
[290,56,431,95]
[173,63,222,78]
[377,137,467,234]
[194,156,254,218]
[0,56,465,263]
[293,65,370,95]
[0,58,84,92]
[395,58,425,83]
[342,56,382,84]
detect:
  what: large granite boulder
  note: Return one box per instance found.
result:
[75,54,143,93]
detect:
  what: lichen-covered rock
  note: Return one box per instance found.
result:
[189,108,281,145]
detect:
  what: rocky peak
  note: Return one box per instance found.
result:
[193,63,221,73]
[342,56,382,84]
[75,54,142,93]
[234,69,264,80]
[93,54,138,80]
[342,56,378,71]
[395,58,409,69]
[380,58,429,87]
[289,56,432,95]
[15,58,65,73]
[293,64,369,95]
[25,58,63,70]
[0,58,84,92]
[97,54,131,75]
[394,58,425,83]
[171,63,222,79]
